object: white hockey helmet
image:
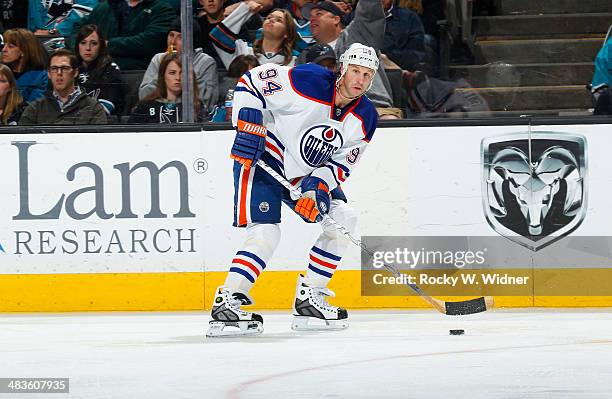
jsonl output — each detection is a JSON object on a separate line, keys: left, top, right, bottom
{"left": 339, "top": 43, "right": 379, "bottom": 73}
{"left": 337, "top": 43, "right": 379, "bottom": 92}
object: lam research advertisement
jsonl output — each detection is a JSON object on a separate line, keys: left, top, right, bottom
{"left": 0, "top": 133, "right": 208, "bottom": 274}
{"left": 2, "top": 124, "right": 612, "bottom": 299}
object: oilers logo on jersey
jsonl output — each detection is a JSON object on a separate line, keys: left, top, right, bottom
{"left": 232, "top": 63, "right": 378, "bottom": 191}
{"left": 300, "top": 125, "right": 344, "bottom": 167}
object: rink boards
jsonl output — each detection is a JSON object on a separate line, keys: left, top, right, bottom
{"left": 1, "top": 123, "right": 611, "bottom": 311}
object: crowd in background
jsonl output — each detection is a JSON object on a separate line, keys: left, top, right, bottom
{"left": 0, "top": 0, "right": 609, "bottom": 126}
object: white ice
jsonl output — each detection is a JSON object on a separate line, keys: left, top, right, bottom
{"left": 2, "top": 309, "right": 612, "bottom": 398}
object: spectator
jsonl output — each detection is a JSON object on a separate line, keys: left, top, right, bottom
{"left": 227, "top": 54, "right": 260, "bottom": 77}
{"left": 0, "top": 64, "right": 26, "bottom": 125}
{"left": 129, "top": 52, "right": 208, "bottom": 123}
{"left": 159, "top": 0, "right": 181, "bottom": 14}
{"left": 287, "top": 0, "right": 316, "bottom": 51}
{"left": 0, "top": 0, "right": 28, "bottom": 30}
{"left": 72, "top": 0, "right": 175, "bottom": 70}
{"left": 212, "top": 54, "right": 259, "bottom": 121}
{"left": 196, "top": 0, "right": 256, "bottom": 66}
{"left": 19, "top": 48, "right": 107, "bottom": 125}
{"left": 29, "top": 0, "right": 99, "bottom": 37}
{"left": 197, "top": 0, "right": 226, "bottom": 63}
{"left": 75, "top": 24, "right": 123, "bottom": 115}
{"left": 267, "top": 0, "right": 316, "bottom": 51}
{"left": 1, "top": 28, "right": 48, "bottom": 103}
{"left": 223, "top": 54, "right": 259, "bottom": 97}
{"left": 296, "top": 42, "right": 336, "bottom": 71}
{"left": 139, "top": 17, "right": 219, "bottom": 114}
{"left": 302, "top": 0, "right": 400, "bottom": 117}
{"left": 382, "top": 0, "right": 427, "bottom": 71}
{"left": 210, "top": 4, "right": 298, "bottom": 69}
{"left": 591, "top": 36, "right": 612, "bottom": 115}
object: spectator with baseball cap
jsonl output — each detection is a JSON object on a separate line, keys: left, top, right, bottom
{"left": 296, "top": 42, "right": 336, "bottom": 71}
{"left": 302, "top": 1, "right": 345, "bottom": 45}
{"left": 301, "top": 0, "right": 401, "bottom": 118}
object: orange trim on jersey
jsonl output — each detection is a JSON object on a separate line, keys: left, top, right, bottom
{"left": 337, "top": 167, "right": 345, "bottom": 182}
{"left": 349, "top": 110, "right": 369, "bottom": 142}
{"left": 238, "top": 168, "right": 250, "bottom": 226}
{"left": 265, "top": 141, "right": 284, "bottom": 159}
{"left": 237, "top": 120, "right": 267, "bottom": 137}
{"left": 340, "top": 97, "right": 361, "bottom": 122}
{"left": 317, "top": 182, "right": 329, "bottom": 193}
{"left": 232, "top": 258, "right": 261, "bottom": 276}
{"left": 238, "top": 77, "right": 255, "bottom": 92}
{"left": 309, "top": 254, "right": 337, "bottom": 270}
{"left": 288, "top": 67, "right": 332, "bottom": 106}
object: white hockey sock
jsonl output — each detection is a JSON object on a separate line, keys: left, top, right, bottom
{"left": 225, "top": 223, "right": 281, "bottom": 292}
{"left": 305, "top": 200, "right": 357, "bottom": 288}
{"left": 306, "top": 240, "right": 343, "bottom": 287}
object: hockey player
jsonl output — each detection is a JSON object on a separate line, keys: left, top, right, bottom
{"left": 207, "top": 43, "right": 378, "bottom": 337}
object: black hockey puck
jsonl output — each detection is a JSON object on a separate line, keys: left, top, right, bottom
{"left": 449, "top": 329, "right": 465, "bottom": 335}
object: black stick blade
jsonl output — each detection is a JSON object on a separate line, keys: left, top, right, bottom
{"left": 445, "top": 297, "right": 488, "bottom": 315}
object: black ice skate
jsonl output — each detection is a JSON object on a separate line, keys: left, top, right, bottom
{"left": 292, "top": 275, "right": 349, "bottom": 331}
{"left": 206, "top": 287, "right": 264, "bottom": 337}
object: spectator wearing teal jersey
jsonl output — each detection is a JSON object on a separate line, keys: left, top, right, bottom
{"left": 29, "top": 0, "right": 99, "bottom": 37}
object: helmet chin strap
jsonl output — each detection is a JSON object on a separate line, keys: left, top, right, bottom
{"left": 335, "top": 78, "right": 363, "bottom": 102}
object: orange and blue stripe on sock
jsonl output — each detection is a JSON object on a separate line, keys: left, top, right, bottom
{"left": 308, "top": 246, "right": 341, "bottom": 279}
{"left": 229, "top": 250, "right": 267, "bottom": 284}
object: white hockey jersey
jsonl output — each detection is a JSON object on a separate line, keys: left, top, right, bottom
{"left": 232, "top": 63, "right": 378, "bottom": 191}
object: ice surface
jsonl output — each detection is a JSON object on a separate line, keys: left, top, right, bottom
{"left": 2, "top": 309, "right": 612, "bottom": 398}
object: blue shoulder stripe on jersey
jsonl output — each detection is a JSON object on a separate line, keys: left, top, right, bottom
{"left": 246, "top": 71, "right": 266, "bottom": 107}
{"left": 262, "top": 152, "right": 284, "bottom": 172}
{"left": 288, "top": 64, "right": 334, "bottom": 105}
{"left": 229, "top": 267, "right": 256, "bottom": 283}
{"left": 261, "top": 152, "right": 285, "bottom": 174}
{"left": 267, "top": 131, "right": 285, "bottom": 150}
{"left": 236, "top": 71, "right": 267, "bottom": 109}
{"left": 235, "top": 86, "right": 266, "bottom": 108}
{"left": 312, "top": 246, "right": 342, "bottom": 261}
{"left": 351, "top": 96, "right": 377, "bottom": 142}
{"left": 209, "top": 23, "right": 237, "bottom": 53}
{"left": 328, "top": 159, "right": 350, "bottom": 175}
{"left": 236, "top": 250, "right": 266, "bottom": 269}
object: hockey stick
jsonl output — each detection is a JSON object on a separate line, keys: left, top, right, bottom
{"left": 256, "top": 159, "right": 493, "bottom": 315}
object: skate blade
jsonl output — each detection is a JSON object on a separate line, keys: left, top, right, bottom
{"left": 291, "top": 316, "right": 349, "bottom": 331}
{"left": 206, "top": 320, "right": 264, "bottom": 338}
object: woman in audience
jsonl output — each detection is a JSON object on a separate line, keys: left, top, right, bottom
{"left": 139, "top": 17, "right": 218, "bottom": 115}
{"left": 210, "top": 4, "right": 298, "bottom": 69}
{"left": 0, "top": 64, "right": 27, "bottom": 125}
{"left": 75, "top": 24, "right": 123, "bottom": 115}
{"left": 128, "top": 52, "right": 208, "bottom": 124}
{"left": 1, "top": 28, "right": 48, "bottom": 103}
{"left": 197, "top": 0, "right": 265, "bottom": 65}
